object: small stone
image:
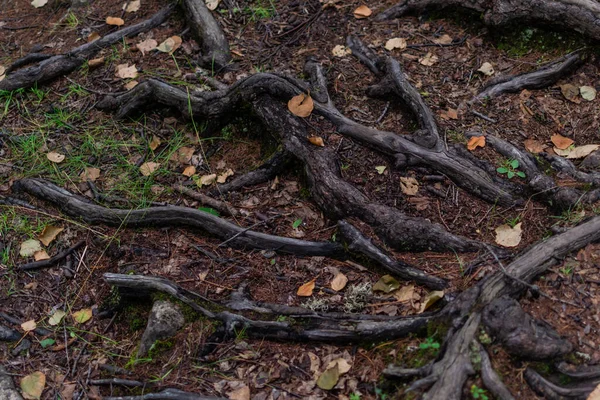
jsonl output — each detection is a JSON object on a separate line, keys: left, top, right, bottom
{"left": 137, "top": 300, "right": 185, "bottom": 357}
{"left": 0, "top": 366, "right": 22, "bottom": 400}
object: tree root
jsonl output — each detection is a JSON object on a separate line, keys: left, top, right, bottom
{"left": 0, "top": 4, "right": 175, "bottom": 91}
{"left": 18, "top": 240, "right": 85, "bottom": 271}
{"left": 525, "top": 368, "right": 597, "bottom": 400}
{"left": 477, "top": 342, "right": 515, "bottom": 400}
{"left": 172, "top": 184, "right": 239, "bottom": 216}
{"left": 103, "top": 388, "right": 226, "bottom": 400}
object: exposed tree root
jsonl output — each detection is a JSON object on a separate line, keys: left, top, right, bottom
{"left": 376, "top": 0, "right": 600, "bottom": 42}
{"left": 477, "top": 342, "right": 515, "bottom": 400}
{"left": 0, "top": 5, "right": 175, "bottom": 91}
{"left": 525, "top": 368, "right": 597, "bottom": 400}
{"left": 172, "top": 184, "right": 239, "bottom": 216}
{"left": 103, "top": 388, "right": 226, "bottom": 400}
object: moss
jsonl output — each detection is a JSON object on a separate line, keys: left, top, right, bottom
{"left": 148, "top": 338, "right": 175, "bottom": 358}
{"left": 492, "top": 25, "right": 589, "bottom": 58}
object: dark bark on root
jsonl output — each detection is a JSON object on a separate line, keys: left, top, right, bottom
{"left": 172, "top": 184, "right": 239, "bottom": 216}
{"left": 524, "top": 368, "right": 597, "bottom": 400}
{"left": 0, "top": 5, "right": 175, "bottom": 91}
{"left": 557, "top": 362, "right": 600, "bottom": 379}
{"left": 477, "top": 342, "right": 516, "bottom": 400}
{"left": 103, "top": 388, "right": 226, "bottom": 400}
{"left": 376, "top": 0, "right": 600, "bottom": 42}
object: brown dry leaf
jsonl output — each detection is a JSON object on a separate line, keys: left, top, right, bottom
{"left": 47, "top": 151, "right": 65, "bottom": 163}
{"left": 0, "top": 65, "right": 5, "bottom": 81}
{"left": 564, "top": 145, "right": 600, "bottom": 159}
{"left": 34, "top": 250, "right": 50, "bottom": 261}
{"left": 588, "top": 383, "right": 600, "bottom": 400}
{"left": 182, "top": 165, "right": 196, "bottom": 177}
{"left": 139, "top": 162, "right": 160, "bottom": 176}
{"left": 560, "top": 83, "right": 580, "bottom": 103}
{"left": 394, "top": 285, "right": 415, "bottom": 302}
{"left": 551, "top": 134, "right": 574, "bottom": 150}
{"left": 288, "top": 93, "right": 314, "bottom": 117}
{"left": 331, "top": 45, "right": 351, "bottom": 57}
{"left": 199, "top": 174, "right": 217, "bottom": 186}
{"left": 353, "top": 5, "right": 372, "bottom": 19}
{"left": 157, "top": 36, "right": 182, "bottom": 54}
{"left": 123, "top": 0, "right": 140, "bottom": 12}
{"left": 115, "top": 64, "right": 138, "bottom": 79}
{"left": 172, "top": 147, "right": 194, "bottom": 164}
{"left": 326, "top": 358, "right": 351, "bottom": 375}
{"left": 433, "top": 34, "right": 452, "bottom": 45}
{"left": 21, "top": 319, "right": 37, "bottom": 332}
{"left": 418, "top": 290, "right": 444, "bottom": 313}
{"left": 87, "top": 32, "right": 100, "bottom": 42}
{"left": 21, "top": 371, "right": 46, "bottom": 400}
{"left": 217, "top": 168, "right": 234, "bottom": 183}
{"left": 227, "top": 385, "right": 250, "bottom": 400}
{"left": 80, "top": 167, "right": 100, "bottom": 182}
{"left": 124, "top": 80, "right": 138, "bottom": 89}
{"left": 297, "top": 279, "right": 316, "bottom": 297}
{"left": 385, "top": 37, "right": 407, "bottom": 51}
{"left": 38, "top": 225, "right": 64, "bottom": 246}
{"left": 149, "top": 135, "right": 161, "bottom": 150}
{"left": 72, "top": 308, "right": 93, "bottom": 324}
{"left": 61, "top": 383, "right": 76, "bottom": 400}
{"left": 477, "top": 62, "right": 494, "bottom": 76}
{"left": 106, "top": 16, "right": 125, "bottom": 26}
{"left": 205, "top": 0, "right": 220, "bottom": 11}
{"left": 524, "top": 139, "right": 545, "bottom": 153}
{"left": 88, "top": 57, "right": 104, "bottom": 68}
{"left": 330, "top": 272, "right": 348, "bottom": 291}
{"left": 400, "top": 176, "right": 419, "bottom": 196}
{"left": 136, "top": 38, "right": 157, "bottom": 55}
{"left": 467, "top": 136, "right": 486, "bottom": 151}
{"left": 308, "top": 136, "right": 324, "bottom": 146}
{"left": 419, "top": 52, "right": 438, "bottom": 66}
{"left": 495, "top": 223, "right": 522, "bottom": 248}
{"left": 439, "top": 107, "right": 458, "bottom": 121}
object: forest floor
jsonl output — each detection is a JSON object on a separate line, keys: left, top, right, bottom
{"left": 1, "top": 0, "right": 600, "bottom": 399}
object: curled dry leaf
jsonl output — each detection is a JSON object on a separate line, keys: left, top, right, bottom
{"left": 400, "top": 176, "right": 419, "bottom": 196}
{"left": 419, "top": 52, "right": 438, "bottom": 66}
{"left": 0, "top": 65, "right": 5, "bottom": 81}
{"left": 385, "top": 37, "right": 407, "bottom": 51}
{"left": 297, "top": 279, "right": 316, "bottom": 297}
{"left": 80, "top": 167, "right": 101, "bottom": 182}
{"left": 288, "top": 93, "right": 314, "bottom": 117}
{"left": 157, "top": 36, "right": 182, "bottom": 54}
{"left": 139, "top": 162, "right": 160, "bottom": 176}
{"left": 551, "top": 134, "right": 574, "bottom": 150}
{"left": 477, "top": 62, "right": 494, "bottom": 76}
{"left": 217, "top": 168, "right": 234, "bottom": 183}
{"left": 557, "top": 144, "right": 600, "bottom": 159}
{"left": 38, "top": 225, "right": 64, "bottom": 246}
{"left": 47, "top": 151, "right": 65, "bottom": 163}
{"left": 308, "top": 136, "right": 324, "bottom": 146}
{"left": 115, "top": 64, "right": 138, "bottom": 79}
{"left": 326, "top": 358, "right": 351, "bottom": 374}
{"left": 20, "top": 371, "right": 46, "bottom": 400}
{"left": 560, "top": 83, "right": 580, "bottom": 103}
{"left": 330, "top": 272, "right": 348, "bottom": 291}
{"left": 418, "top": 290, "right": 444, "bottom": 313}
{"left": 88, "top": 57, "right": 104, "bottom": 68}
{"left": 580, "top": 86, "right": 597, "bottom": 101}
{"left": 375, "top": 166, "right": 386, "bottom": 174}
{"left": 588, "top": 383, "right": 600, "bottom": 400}
{"left": 21, "top": 319, "right": 37, "bottom": 332}
{"left": 199, "top": 174, "right": 217, "bottom": 186}
{"left": 123, "top": 0, "right": 140, "bottom": 12}
{"left": 317, "top": 366, "right": 340, "bottom": 390}
{"left": 124, "top": 80, "right": 138, "bottom": 90}
{"left": 34, "top": 250, "right": 50, "bottom": 261}
{"left": 87, "top": 32, "right": 101, "bottom": 42}
{"left": 48, "top": 310, "right": 66, "bottom": 326}
{"left": 433, "top": 34, "right": 453, "bottom": 45}
{"left": 149, "top": 135, "right": 161, "bottom": 150}
{"left": 205, "top": 0, "right": 220, "bottom": 11}
{"left": 467, "top": 136, "right": 486, "bottom": 151}
{"left": 20, "top": 239, "right": 42, "bottom": 257}
{"left": 353, "top": 5, "right": 372, "bottom": 19}
{"left": 172, "top": 146, "right": 194, "bottom": 164}
{"left": 495, "top": 222, "right": 522, "bottom": 248}
{"left": 31, "top": 0, "right": 48, "bottom": 7}
{"left": 182, "top": 165, "right": 196, "bottom": 177}
{"left": 136, "top": 38, "right": 157, "bottom": 55}
{"left": 331, "top": 45, "right": 351, "bottom": 57}
{"left": 523, "top": 139, "right": 545, "bottom": 153}
{"left": 106, "top": 16, "right": 125, "bottom": 26}
{"left": 373, "top": 274, "right": 400, "bottom": 293}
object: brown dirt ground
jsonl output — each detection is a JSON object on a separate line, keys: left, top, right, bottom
{"left": 1, "top": 0, "right": 600, "bottom": 399}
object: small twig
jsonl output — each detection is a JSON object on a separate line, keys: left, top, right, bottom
{"left": 18, "top": 241, "right": 86, "bottom": 271}
{"left": 217, "top": 215, "right": 277, "bottom": 248}
{"left": 471, "top": 110, "right": 497, "bottom": 123}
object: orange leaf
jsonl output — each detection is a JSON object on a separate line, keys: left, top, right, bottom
{"left": 551, "top": 134, "right": 574, "bottom": 150}
{"left": 288, "top": 93, "right": 314, "bottom": 118}
{"left": 353, "top": 5, "right": 372, "bottom": 19}
{"left": 106, "top": 16, "right": 125, "bottom": 26}
{"left": 308, "top": 136, "right": 324, "bottom": 146}
{"left": 467, "top": 136, "right": 485, "bottom": 151}
{"left": 297, "top": 279, "right": 315, "bottom": 297}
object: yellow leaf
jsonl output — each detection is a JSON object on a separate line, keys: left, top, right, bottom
{"left": 47, "top": 151, "right": 65, "bottom": 163}
{"left": 467, "top": 136, "right": 486, "bottom": 151}
{"left": 418, "top": 290, "right": 444, "bottom": 313}
{"left": 182, "top": 165, "right": 196, "bottom": 177}
{"left": 48, "top": 310, "right": 66, "bottom": 326}
{"left": 217, "top": 168, "right": 234, "bottom": 183}
{"left": 139, "top": 162, "right": 160, "bottom": 176}
{"left": 33, "top": 250, "right": 50, "bottom": 261}
{"left": 106, "top": 16, "right": 125, "bottom": 26}
{"left": 551, "top": 134, "right": 574, "bottom": 150}
{"left": 353, "top": 5, "right": 372, "bottom": 19}
{"left": 297, "top": 279, "right": 315, "bottom": 297}
{"left": 330, "top": 272, "right": 348, "bottom": 291}
{"left": 317, "top": 366, "right": 340, "bottom": 390}
{"left": 495, "top": 223, "right": 522, "bottom": 248}
{"left": 308, "top": 136, "right": 324, "bottom": 146}
{"left": 72, "top": 308, "right": 93, "bottom": 324}
{"left": 38, "top": 225, "right": 64, "bottom": 246}
{"left": 157, "top": 36, "right": 182, "bottom": 55}
{"left": 288, "top": 93, "right": 314, "bottom": 118}
{"left": 20, "top": 371, "right": 46, "bottom": 400}
{"left": 384, "top": 37, "right": 407, "bottom": 51}
{"left": 21, "top": 319, "right": 37, "bottom": 332}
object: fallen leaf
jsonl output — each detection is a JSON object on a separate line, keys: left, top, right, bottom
{"left": 61, "top": 383, "right": 76, "bottom": 400}
{"left": 80, "top": 167, "right": 101, "bottom": 182}
{"left": 0, "top": 65, "right": 5, "bottom": 81}
{"left": 433, "top": 34, "right": 453, "bottom": 45}
{"left": 87, "top": 32, "right": 101, "bottom": 42}
{"left": 477, "top": 62, "right": 494, "bottom": 76}
{"left": 20, "top": 239, "right": 42, "bottom": 257}
{"left": 580, "top": 86, "right": 597, "bottom": 101}
{"left": 106, "top": 16, "right": 125, "bottom": 26}
{"left": 34, "top": 250, "right": 50, "bottom": 261}
{"left": 157, "top": 36, "right": 182, "bottom": 54}
{"left": 385, "top": 37, "right": 407, "bottom": 51}
{"left": 88, "top": 57, "right": 104, "bottom": 68}
{"left": 551, "top": 134, "right": 574, "bottom": 150}
{"left": 149, "top": 135, "right": 161, "bottom": 150}
{"left": 495, "top": 223, "right": 522, "bottom": 248}
{"left": 375, "top": 166, "right": 386, "bottom": 174}
{"left": 123, "top": 0, "right": 140, "bottom": 12}
{"left": 288, "top": 93, "right": 314, "bottom": 117}
{"left": 205, "top": 0, "right": 220, "bottom": 10}
{"left": 48, "top": 310, "right": 66, "bottom": 326}
{"left": 400, "top": 176, "right": 419, "bottom": 196}
{"left": 445, "top": 108, "right": 458, "bottom": 120}
{"left": 317, "top": 366, "right": 340, "bottom": 390}
{"left": 199, "top": 174, "right": 217, "bottom": 186}
{"left": 172, "top": 146, "right": 194, "bottom": 164}
{"left": 353, "top": 5, "right": 372, "bottom": 19}
{"left": 72, "top": 308, "right": 93, "bottom": 324}
{"left": 125, "top": 80, "right": 139, "bottom": 89}
{"left": 394, "top": 285, "right": 415, "bottom": 302}
{"left": 588, "top": 383, "right": 600, "bottom": 400}
{"left": 467, "top": 136, "right": 486, "bottom": 151}
{"left": 21, "top": 319, "right": 37, "bottom": 332}
{"left": 330, "top": 272, "right": 348, "bottom": 291}
{"left": 308, "top": 136, "right": 324, "bottom": 146}
{"left": 38, "top": 225, "right": 64, "bottom": 246}
{"left": 297, "top": 279, "right": 316, "bottom": 297}
{"left": 136, "top": 38, "right": 157, "bottom": 55}
{"left": 326, "top": 358, "right": 351, "bottom": 374}
{"left": 523, "top": 139, "right": 545, "bottom": 153}
{"left": 47, "top": 151, "right": 65, "bottom": 163}
{"left": 419, "top": 52, "right": 438, "bottom": 66}
{"left": 331, "top": 45, "right": 351, "bottom": 57}
{"left": 227, "top": 385, "right": 250, "bottom": 400}
{"left": 560, "top": 83, "right": 580, "bottom": 103}
{"left": 139, "top": 162, "right": 160, "bottom": 176}
{"left": 565, "top": 144, "right": 600, "bottom": 159}
{"left": 182, "top": 165, "right": 196, "bottom": 177}
{"left": 373, "top": 274, "right": 400, "bottom": 293}
{"left": 115, "top": 63, "right": 138, "bottom": 79}
{"left": 418, "top": 290, "right": 444, "bottom": 313}
{"left": 20, "top": 371, "right": 45, "bottom": 400}
{"left": 31, "top": 0, "right": 47, "bottom": 7}
{"left": 217, "top": 168, "right": 234, "bottom": 183}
